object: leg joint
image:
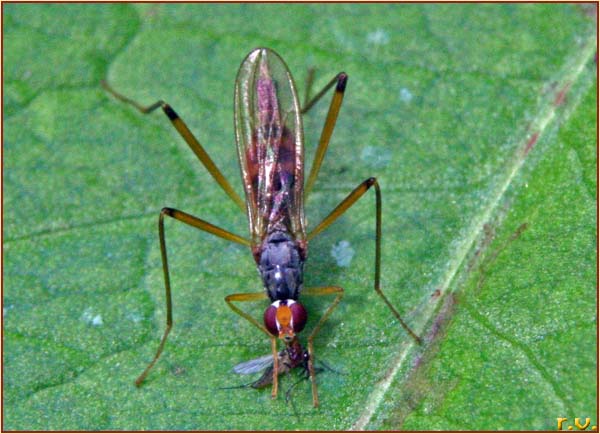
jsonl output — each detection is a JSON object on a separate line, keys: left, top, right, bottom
{"left": 160, "top": 207, "right": 175, "bottom": 221}
{"left": 162, "top": 104, "right": 179, "bottom": 121}
{"left": 336, "top": 72, "right": 348, "bottom": 92}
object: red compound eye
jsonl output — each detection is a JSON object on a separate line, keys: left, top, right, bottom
{"left": 264, "top": 304, "right": 278, "bottom": 336}
{"left": 264, "top": 300, "right": 307, "bottom": 337}
{"left": 290, "top": 301, "right": 307, "bottom": 333}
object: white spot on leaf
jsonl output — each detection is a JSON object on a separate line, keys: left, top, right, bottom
{"left": 3, "top": 305, "right": 14, "bottom": 317}
{"left": 367, "top": 29, "right": 390, "bottom": 45}
{"left": 331, "top": 240, "right": 355, "bottom": 267}
{"left": 126, "top": 311, "right": 143, "bottom": 323}
{"left": 81, "top": 307, "right": 103, "bottom": 327}
{"left": 399, "top": 87, "right": 413, "bottom": 103}
{"left": 360, "top": 146, "right": 392, "bottom": 168}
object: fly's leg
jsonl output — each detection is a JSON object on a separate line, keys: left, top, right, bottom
{"left": 135, "top": 208, "right": 250, "bottom": 386}
{"left": 301, "top": 72, "right": 348, "bottom": 197}
{"left": 301, "top": 286, "right": 344, "bottom": 407}
{"left": 101, "top": 81, "right": 245, "bottom": 211}
{"left": 308, "top": 178, "right": 422, "bottom": 344}
{"left": 302, "top": 68, "right": 316, "bottom": 110}
{"left": 225, "top": 292, "right": 280, "bottom": 399}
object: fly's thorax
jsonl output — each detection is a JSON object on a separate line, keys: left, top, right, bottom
{"left": 257, "top": 230, "right": 305, "bottom": 301}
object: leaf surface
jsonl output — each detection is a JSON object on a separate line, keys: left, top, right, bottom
{"left": 3, "top": 4, "right": 596, "bottom": 430}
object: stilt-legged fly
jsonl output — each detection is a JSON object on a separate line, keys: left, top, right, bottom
{"left": 102, "top": 47, "right": 421, "bottom": 408}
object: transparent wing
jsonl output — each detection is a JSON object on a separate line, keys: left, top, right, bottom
{"left": 232, "top": 354, "right": 274, "bottom": 375}
{"left": 234, "top": 48, "right": 306, "bottom": 247}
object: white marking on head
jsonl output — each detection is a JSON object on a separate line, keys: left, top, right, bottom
{"left": 271, "top": 299, "right": 297, "bottom": 331}
{"left": 270, "top": 299, "right": 296, "bottom": 308}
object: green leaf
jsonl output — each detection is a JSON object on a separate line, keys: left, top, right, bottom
{"left": 3, "top": 3, "right": 596, "bottom": 430}
{"left": 377, "top": 77, "right": 598, "bottom": 431}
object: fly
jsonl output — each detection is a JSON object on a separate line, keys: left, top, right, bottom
{"left": 102, "top": 47, "right": 421, "bottom": 408}
{"left": 226, "top": 337, "right": 318, "bottom": 413}
{"left": 232, "top": 336, "right": 309, "bottom": 389}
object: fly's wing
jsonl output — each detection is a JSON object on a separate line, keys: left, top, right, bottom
{"left": 232, "top": 354, "right": 274, "bottom": 375}
{"left": 234, "top": 48, "right": 305, "bottom": 247}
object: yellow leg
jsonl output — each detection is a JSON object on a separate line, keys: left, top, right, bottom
{"left": 101, "top": 80, "right": 245, "bottom": 211}
{"left": 308, "top": 178, "right": 422, "bottom": 344}
{"left": 135, "top": 207, "right": 250, "bottom": 387}
{"left": 302, "top": 286, "right": 344, "bottom": 407}
{"left": 301, "top": 72, "right": 348, "bottom": 198}
{"left": 225, "top": 292, "right": 279, "bottom": 399}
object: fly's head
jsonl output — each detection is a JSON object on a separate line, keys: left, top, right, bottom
{"left": 264, "top": 299, "right": 307, "bottom": 343}
{"left": 258, "top": 232, "right": 307, "bottom": 341}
